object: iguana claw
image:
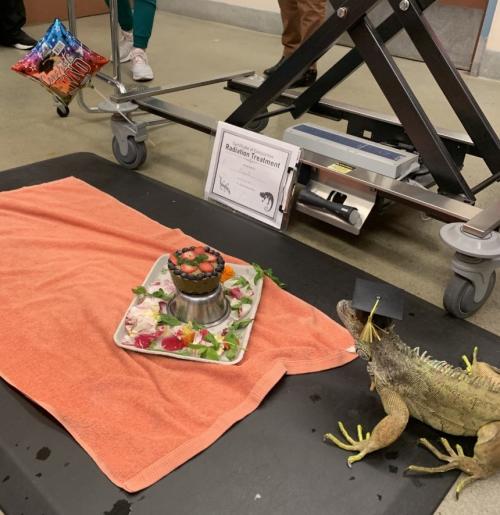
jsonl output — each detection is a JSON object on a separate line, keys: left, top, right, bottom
{"left": 462, "top": 346, "right": 478, "bottom": 375}
{"left": 407, "top": 437, "right": 482, "bottom": 498}
{"left": 324, "top": 421, "right": 371, "bottom": 467}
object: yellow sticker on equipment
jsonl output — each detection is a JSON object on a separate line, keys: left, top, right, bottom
{"left": 328, "top": 162, "right": 353, "bottom": 174}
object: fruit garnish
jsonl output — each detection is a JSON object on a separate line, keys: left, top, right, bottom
{"left": 193, "top": 246, "right": 206, "bottom": 255}
{"left": 178, "top": 327, "right": 196, "bottom": 345}
{"left": 199, "top": 262, "right": 214, "bottom": 273}
{"left": 169, "top": 255, "right": 178, "bottom": 266}
{"left": 161, "top": 335, "right": 186, "bottom": 351}
{"left": 220, "top": 265, "right": 235, "bottom": 283}
{"left": 134, "top": 333, "right": 158, "bottom": 349}
{"left": 229, "top": 287, "right": 243, "bottom": 299}
{"left": 206, "top": 254, "right": 217, "bottom": 263}
{"left": 181, "top": 263, "right": 198, "bottom": 274}
{"left": 182, "top": 250, "right": 196, "bottom": 260}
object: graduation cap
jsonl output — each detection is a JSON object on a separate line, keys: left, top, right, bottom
{"left": 352, "top": 278, "right": 405, "bottom": 343}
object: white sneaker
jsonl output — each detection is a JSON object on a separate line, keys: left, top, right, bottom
{"left": 112, "top": 29, "right": 133, "bottom": 63}
{"left": 130, "top": 48, "right": 154, "bottom": 82}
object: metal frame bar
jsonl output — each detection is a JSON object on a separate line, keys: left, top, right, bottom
{"left": 387, "top": 0, "right": 500, "bottom": 174}
{"left": 347, "top": 16, "right": 474, "bottom": 200}
{"left": 462, "top": 200, "right": 500, "bottom": 237}
{"left": 301, "top": 150, "right": 481, "bottom": 223}
{"left": 225, "top": 0, "right": 500, "bottom": 201}
{"left": 227, "top": 75, "right": 478, "bottom": 161}
{"left": 292, "top": 0, "right": 436, "bottom": 118}
{"left": 471, "top": 171, "right": 500, "bottom": 195}
{"left": 110, "top": 71, "right": 254, "bottom": 103}
{"left": 226, "top": 0, "right": 380, "bottom": 127}
{"left": 135, "top": 98, "right": 218, "bottom": 135}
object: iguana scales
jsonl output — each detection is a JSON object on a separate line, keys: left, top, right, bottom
{"left": 325, "top": 300, "right": 500, "bottom": 498}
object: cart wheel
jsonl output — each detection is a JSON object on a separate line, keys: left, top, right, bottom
{"left": 443, "top": 271, "right": 496, "bottom": 319}
{"left": 112, "top": 136, "right": 147, "bottom": 170}
{"left": 56, "top": 105, "right": 70, "bottom": 118}
{"left": 239, "top": 94, "right": 269, "bottom": 132}
{"left": 246, "top": 114, "right": 269, "bottom": 133}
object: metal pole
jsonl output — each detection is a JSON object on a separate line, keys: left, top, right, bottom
{"left": 109, "top": 0, "right": 121, "bottom": 85}
{"left": 67, "top": 0, "right": 77, "bottom": 35}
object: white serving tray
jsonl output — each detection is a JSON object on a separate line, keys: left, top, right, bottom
{"left": 113, "top": 255, "right": 263, "bottom": 365}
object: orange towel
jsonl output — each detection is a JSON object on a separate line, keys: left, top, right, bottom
{"left": 0, "top": 178, "right": 356, "bottom": 492}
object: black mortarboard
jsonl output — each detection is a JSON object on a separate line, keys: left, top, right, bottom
{"left": 352, "top": 278, "right": 405, "bottom": 321}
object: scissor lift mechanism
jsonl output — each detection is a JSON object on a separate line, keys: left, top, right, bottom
{"left": 66, "top": 0, "right": 500, "bottom": 318}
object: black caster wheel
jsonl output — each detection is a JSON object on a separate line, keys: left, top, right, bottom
{"left": 443, "top": 271, "right": 496, "bottom": 319}
{"left": 239, "top": 94, "right": 269, "bottom": 132}
{"left": 112, "top": 136, "right": 147, "bottom": 170}
{"left": 56, "top": 105, "right": 70, "bottom": 118}
{"left": 246, "top": 115, "right": 269, "bottom": 133}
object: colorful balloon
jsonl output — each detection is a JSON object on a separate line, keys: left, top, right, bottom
{"left": 11, "top": 18, "right": 108, "bottom": 106}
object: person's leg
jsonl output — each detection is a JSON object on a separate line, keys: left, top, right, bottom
{"left": 0, "top": 0, "right": 36, "bottom": 49}
{"left": 280, "top": 0, "right": 325, "bottom": 86}
{"left": 105, "top": 0, "right": 134, "bottom": 32}
{"left": 278, "top": 0, "right": 301, "bottom": 58}
{"left": 105, "top": 0, "right": 134, "bottom": 62}
{"left": 264, "top": 0, "right": 299, "bottom": 75}
{"left": 129, "top": 0, "right": 156, "bottom": 81}
{"left": 132, "top": 0, "right": 156, "bottom": 49}
{"left": 297, "top": 0, "right": 327, "bottom": 71}
{"left": 0, "top": 0, "right": 25, "bottom": 37}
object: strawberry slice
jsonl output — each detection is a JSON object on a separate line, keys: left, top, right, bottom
{"left": 182, "top": 250, "right": 196, "bottom": 261}
{"left": 134, "top": 333, "right": 157, "bottom": 349}
{"left": 169, "top": 254, "right": 178, "bottom": 266}
{"left": 193, "top": 246, "right": 206, "bottom": 255}
{"left": 207, "top": 254, "right": 217, "bottom": 263}
{"left": 161, "top": 336, "right": 185, "bottom": 351}
{"left": 181, "top": 263, "right": 198, "bottom": 274}
{"left": 199, "top": 262, "right": 214, "bottom": 273}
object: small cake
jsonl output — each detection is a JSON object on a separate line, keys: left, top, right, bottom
{"left": 168, "top": 246, "right": 225, "bottom": 294}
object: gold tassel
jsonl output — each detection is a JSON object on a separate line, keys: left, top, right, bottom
{"left": 360, "top": 296, "right": 381, "bottom": 343}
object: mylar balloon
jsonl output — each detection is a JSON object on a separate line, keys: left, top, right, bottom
{"left": 11, "top": 18, "right": 108, "bottom": 106}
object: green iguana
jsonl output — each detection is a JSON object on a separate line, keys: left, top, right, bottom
{"left": 324, "top": 299, "right": 500, "bottom": 498}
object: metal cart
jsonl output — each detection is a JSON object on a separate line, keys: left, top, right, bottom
{"left": 63, "top": 0, "right": 500, "bottom": 319}
{"left": 63, "top": 0, "right": 253, "bottom": 169}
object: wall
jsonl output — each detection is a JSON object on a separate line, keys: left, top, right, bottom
{"left": 159, "top": 0, "right": 486, "bottom": 71}
{"left": 485, "top": 0, "right": 500, "bottom": 50}
{"left": 25, "top": 0, "right": 108, "bottom": 25}
{"left": 476, "top": 0, "right": 500, "bottom": 78}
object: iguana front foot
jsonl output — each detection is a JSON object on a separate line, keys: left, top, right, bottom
{"left": 324, "top": 421, "right": 372, "bottom": 467}
{"left": 325, "top": 389, "right": 410, "bottom": 467}
{"left": 407, "top": 437, "right": 489, "bottom": 499}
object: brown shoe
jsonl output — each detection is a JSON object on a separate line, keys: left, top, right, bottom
{"left": 263, "top": 56, "right": 286, "bottom": 76}
{"left": 290, "top": 69, "right": 317, "bottom": 88}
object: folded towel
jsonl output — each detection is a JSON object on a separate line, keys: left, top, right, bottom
{"left": 0, "top": 178, "right": 356, "bottom": 491}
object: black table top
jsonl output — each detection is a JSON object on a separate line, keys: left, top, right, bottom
{"left": 0, "top": 153, "right": 498, "bottom": 515}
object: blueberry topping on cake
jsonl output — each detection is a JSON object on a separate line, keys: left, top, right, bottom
{"left": 168, "top": 246, "right": 225, "bottom": 294}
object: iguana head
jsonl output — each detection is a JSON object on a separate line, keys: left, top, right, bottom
{"left": 337, "top": 300, "right": 372, "bottom": 360}
{"left": 337, "top": 299, "right": 396, "bottom": 360}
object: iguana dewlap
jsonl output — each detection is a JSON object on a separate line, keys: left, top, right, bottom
{"left": 325, "top": 300, "right": 500, "bottom": 498}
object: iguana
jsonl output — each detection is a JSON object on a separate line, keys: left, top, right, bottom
{"left": 324, "top": 299, "right": 500, "bottom": 498}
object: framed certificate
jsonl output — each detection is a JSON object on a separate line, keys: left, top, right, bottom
{"left": 205, "top": 122, "right": 301, "bottom": 229}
